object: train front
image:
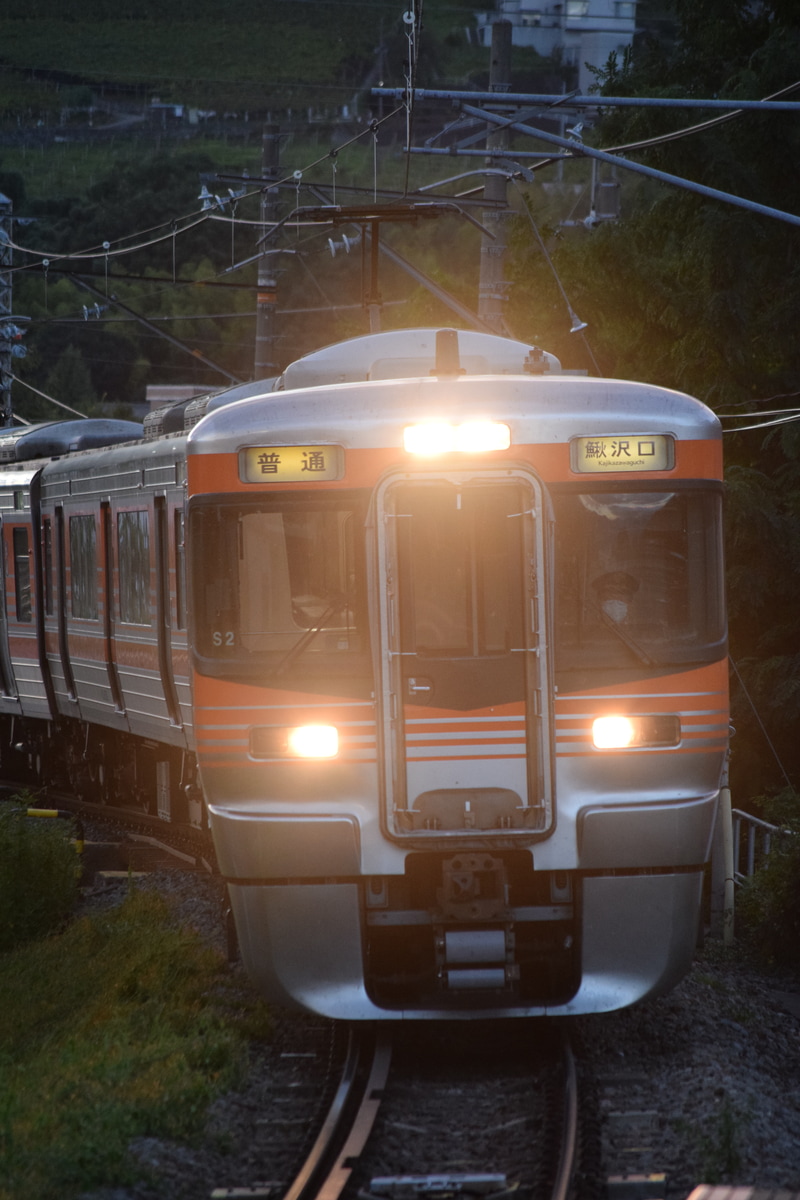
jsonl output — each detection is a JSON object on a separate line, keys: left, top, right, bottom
{"left": 186, "top": 330, "right": 728, "bottom": 1019}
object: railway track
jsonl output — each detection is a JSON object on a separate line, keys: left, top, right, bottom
{"left": 210, "top": 1023, "right": 591, "bottom": 1200}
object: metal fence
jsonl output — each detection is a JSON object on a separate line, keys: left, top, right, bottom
{"left": 731, "top": 807, "right": 782, "bottom": 885}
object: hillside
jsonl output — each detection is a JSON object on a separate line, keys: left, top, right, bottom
{"left": 0, "top": 1, "right": 560, "bottom": 123}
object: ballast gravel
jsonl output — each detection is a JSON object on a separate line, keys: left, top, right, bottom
{"left": 77, "top": 867, "right": 800, "bottom": 1200}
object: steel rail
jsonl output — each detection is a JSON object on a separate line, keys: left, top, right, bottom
{"left": 551, "top": 1033, "right": 579, "bottom": 1200}
{"left": 283, "top": 1024, "right": 392, "bottom": 1200}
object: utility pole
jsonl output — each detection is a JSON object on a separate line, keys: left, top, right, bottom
{"left": 0, "top": 193, "right": 13, "bottom": 427}
{"left": 254, "top": 125, "right": 281, "bottom": 380}
{"left": 478, "top": 21, "right": 512, "bottom": 334}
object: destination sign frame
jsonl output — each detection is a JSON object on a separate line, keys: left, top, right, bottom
{"left": 240, "top": 444, "right": 345, "bottom": 483}
{"left": 570, "top": 433, "right": 674, "bottom": 474}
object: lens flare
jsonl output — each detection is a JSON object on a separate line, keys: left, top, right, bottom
{"left": 286, "top": 725, "right": 339, "bottom": 758}
{"left": 592, "top": 716, "right": 636, "bottom": 749}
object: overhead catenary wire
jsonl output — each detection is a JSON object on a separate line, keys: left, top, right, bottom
{"left": 7, "top": 81, "right": 800, "bottom": 416}
{"left": 5, "top": 106, "right": 405, "bottom": 278}
{"left": 462, "top": 103, "right": 800, "bottom": 230}
{"left": 719, "top": 411, "right": 800, "bottom": 432}
{"left": 11, "top": 375, "right": 90, "bottom": 418}
{"left": 3, "top": 212, "right": 214, "bottom": 268}
{"left": 7, "top": 79, "right": 799, "bottom": 283}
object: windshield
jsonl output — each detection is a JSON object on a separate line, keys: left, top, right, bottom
{"left": 189, "top": 492, "right": 370, "bottom": 691}
{"left": 553, "top": 488, "right": 725, "bottom": 672}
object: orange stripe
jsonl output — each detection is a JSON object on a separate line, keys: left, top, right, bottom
{"left": 188, "top": 438, "right": 722, "bottom": 498}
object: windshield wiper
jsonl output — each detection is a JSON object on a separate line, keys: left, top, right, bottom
{"left": 598, "top": 609, "right": 659, "bottom": 668}
{"left": 268, "top": 594, "right": 351, "bottom": 679}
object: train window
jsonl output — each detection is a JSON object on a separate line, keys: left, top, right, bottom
{"left": 12, "top": 528, "right": 32, "bottom": 623}
{"left": 553, "top": 488, "right": 725, "bottom": 670}
{"left": 69, "top": 515, "right": 98, "bottom": 621}
{"left": 394, "top": 483, "right": 525, "bottom": 657}
{"left": 189, "top": 493, "right": 369, "bottom": 686}
{"left": 118, "top": 510, "right": 151, "bottom": 625}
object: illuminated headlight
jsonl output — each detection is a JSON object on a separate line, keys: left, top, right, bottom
{"left": 403, "top": 421, "right": 511, "bottom": 456}
{"left": 287, "top": 725, "right": 339, "bottom": 758}
{"left": 592, "top": 715, "right": 680, "bottom": 750}
{"left": 250, "top": 724, "right": 339, "bottom": 759}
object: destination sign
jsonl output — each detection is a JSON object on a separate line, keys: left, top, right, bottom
{"left": 571, "top": 434, "right": 674, "bottom": 474}
{"left": 241, "top": 445, "right": 344, "bottom": 483}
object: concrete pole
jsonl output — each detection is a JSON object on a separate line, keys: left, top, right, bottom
{"left": 254, "top": 126, "right": 281, "bottom": 380}
{"left": 478, "top": 21, "right": 512, "bottom": 334}
{"left": 0, "top": 193, "right": 13, "bottom": 427}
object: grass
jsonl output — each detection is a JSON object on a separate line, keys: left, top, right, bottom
{"left": 0, "top": 801, "right": 79, "bottom": 952}
{"left": 0, "top": 886, "right": 272, "bottom": 1200}
{"left": 697, "top": 1097, "right": 746, "bottom": 1182}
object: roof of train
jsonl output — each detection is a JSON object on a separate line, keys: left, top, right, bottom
{"left": 186, "top": 328, "right": 719, "bottom": 456}
{"left": 276, "top": 327, "right": 562, "bottom": 388}
{"left": 188, "top": 368, "right": 720, "bottom": 456}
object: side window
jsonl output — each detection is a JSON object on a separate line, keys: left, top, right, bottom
{"left": 118, "top": 510, "right": 151, "bottom": 625}
{"left": 12, "top": 528, "right": 32, "bottom": 623}
{"left": 69, "top": 515, "right": 98, "bottom": 620}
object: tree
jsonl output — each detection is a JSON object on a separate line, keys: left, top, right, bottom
{"left": 506, "top": 0, "right": 800, "bottom": 800}
{"left": 44, "top": 345, "right": 97, "bottom": 414}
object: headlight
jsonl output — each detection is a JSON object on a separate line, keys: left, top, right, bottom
{"left": 250, "top": 724, "right": 339, "bottom": 759}
{"left": 592, "top": 714, "right": 680, "bottom": 750}
{"left": 592, "top": 716, "right": 636, "bottom": 749}
{"left": 287, "top": 725, "right": 339, "bottom": 758}
{"left": 403, "top": 421, "right": 511, "bottom": 456}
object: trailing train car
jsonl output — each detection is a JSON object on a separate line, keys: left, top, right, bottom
{"left": 0, "top": 327, "right": 728, "bottom": 1020}
{"left": 186, "top": 327, "right": 729, "bottom": 1019}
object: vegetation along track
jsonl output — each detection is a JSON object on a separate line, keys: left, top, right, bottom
{"left": 0, "top": 780, "right": 217, "bottom": 878}
{"left": 10, "top": 790, "right": 604, "bottom": 1200}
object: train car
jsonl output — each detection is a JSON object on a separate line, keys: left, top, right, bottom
{"left": 0, "top": 419, "right": 152, "bottom": 785}
{"left": 186, "top": 327, "right": 729, "bottom": 1019}
{"left": 35, "top": 428, "right": 196, "bottom": 819}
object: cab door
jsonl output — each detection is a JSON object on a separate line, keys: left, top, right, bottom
{"left": 375, "top": 469, "right": 553, "bottom": 839}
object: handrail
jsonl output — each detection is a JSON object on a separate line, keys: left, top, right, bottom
{"left": 731, "top": 807, "right": 783, "bottom": 885}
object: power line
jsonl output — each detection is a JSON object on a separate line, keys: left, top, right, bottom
{"left": 11, "top": 374, "right": 90, "bottom": 419}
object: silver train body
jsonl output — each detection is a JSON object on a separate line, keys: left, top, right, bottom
{"left": 186, "top": 328, "right": 729, "bottom": 1019}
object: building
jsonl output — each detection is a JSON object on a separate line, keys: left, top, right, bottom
{"left": 474, "top": 1, "right": 638, "bottom": 92}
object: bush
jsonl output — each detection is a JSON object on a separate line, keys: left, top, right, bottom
{"left": 735, "top": 789, "right": 800, "bottom": 970}
{"left": 0, "top": 800, "right": 79, "bottom": 953}
{"left": 0, "top": 887, "right": 271, "bottom": 1199}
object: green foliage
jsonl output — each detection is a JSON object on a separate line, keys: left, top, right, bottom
{"left": 505, "top": 1, "right": 800, "bottom": 796}
{"left": 696, "top": 1096, "right": 745, "bottom": 1182}
{"left": 44, "top": 345, "right": 98, "bottom": 412}
{"left": 0, "top": 886, "right": 272, "bottom": 1200}
{"left": 736, "top": 789, "right": 800, "bottom": 968}
{"left": 0, "top": 1, "right": 494, "bottom": 116}
{"left": 0, "top": 800, "right": 79, "bottom": 953}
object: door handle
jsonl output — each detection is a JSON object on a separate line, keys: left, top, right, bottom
{"left": 408, "top": 676, "right": 433, "bottom": 697}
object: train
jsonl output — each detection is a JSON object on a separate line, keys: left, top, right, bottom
{"left": 0, "top": 326, "right": 729, "bottom": 1019}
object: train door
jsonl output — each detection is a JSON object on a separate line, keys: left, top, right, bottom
{"left": 154, "top": 495, "right": 181, "bottom": 729}
{"left": 100, "top": 500, "right": 125, "bottom": 715}
{"left": 375, "top": 469, "right": 554, "bottom": 838}
{"left": 0, "top": 518, "right": 18, "bottom": 699}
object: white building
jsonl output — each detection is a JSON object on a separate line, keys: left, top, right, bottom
{"left": 474, "top": 1, "right": 638, "bottom": 93}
